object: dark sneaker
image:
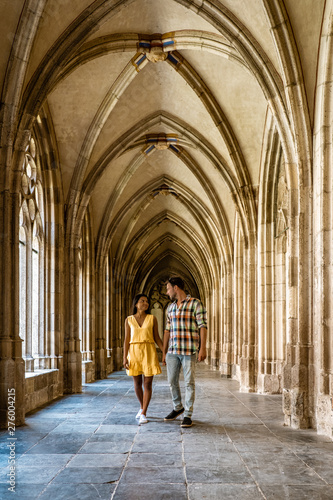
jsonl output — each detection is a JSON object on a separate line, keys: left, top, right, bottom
{"left": 164, "top": 408, "right": 184, "bottom": 421}
{"left": 181, "top": 417, "right": 192, "bottom": 427}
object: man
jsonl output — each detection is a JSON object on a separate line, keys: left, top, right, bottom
{"left": 162, "top": 276, "right": 207, "bottom": 428}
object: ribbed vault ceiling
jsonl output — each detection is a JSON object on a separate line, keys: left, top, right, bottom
{"left": 1, "top": 0, "right": 325, "bottom": 297}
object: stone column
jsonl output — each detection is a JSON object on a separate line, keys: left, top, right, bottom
{"left": 63, "top": 244, "right": 82, "bottom": 393}
{"left": 0, "top": 176, "right": 25, "bottom": 428}
{"left": 209, "top": 285, "right": 220, "bottom": 369}
{"left": 232, "top": 216, "right": 244, "bottom": 381}
{"left": 312, "top": 0, "right": 333, "bottom": 439}
{"left": 220, "top": 265, "right": 232, "bottom": 377}
{"left": 257, "top": 219, "right": 277, "bottom": 393}
{"left": 95, "top": 264, "right": 107, "bottom": 380}
{"left": 282, "top": 163, "right": 312, "bottom": 429}
{"left": 239, "top": 236, "right": 257, "bottom": 393}
{"left": 257, "top": 146, "right": 287, "bottom": 395}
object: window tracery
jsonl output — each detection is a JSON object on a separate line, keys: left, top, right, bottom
{"left": 19, "top": 136, "right": 45, "bottom": 371}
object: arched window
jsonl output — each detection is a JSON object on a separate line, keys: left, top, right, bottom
{"left": 19, "top": 136, "right": 45, "bottom": 371}
{"left": 151, "top": 302, "right": 163, "bottom": 339}
{"left": 78, "top": 236, "right": 83, "bottom": 349}
{"left": 19, "top": 224, "right": 27, "bottom": 357}
{"left": 78, "top": 211, "right": 94, "bottom": 382}
{"left": 105, "top": 256, "right": 110, "bottom": 355}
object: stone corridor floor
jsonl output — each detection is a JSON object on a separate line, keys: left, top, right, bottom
{"left": 0, "top": 365, "right": 332, "bottom": 500}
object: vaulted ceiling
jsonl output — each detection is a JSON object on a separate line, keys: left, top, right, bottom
{"left": 0, "top": 0, "right": 325, "bottom": 297}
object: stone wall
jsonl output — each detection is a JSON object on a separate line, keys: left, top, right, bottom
{"left": 25, "top": 370, "right": 62, "bottom": 415}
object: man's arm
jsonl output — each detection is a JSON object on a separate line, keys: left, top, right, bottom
{"left": 195, "top": 299, "right": 207, "bottom": 362}
{"left": 197, "top": 327, "right": 207, "bottom": 362}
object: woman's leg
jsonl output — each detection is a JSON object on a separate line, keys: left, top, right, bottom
{"left": 142, "top": 376, "right": 153, "bottom": 415}
{"left": 133, "top": 375, "right": 143, "bottom": 409}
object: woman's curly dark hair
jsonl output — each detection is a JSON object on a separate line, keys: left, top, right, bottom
{"left": 131, "top": 294, "right": 150, "bottom": 315}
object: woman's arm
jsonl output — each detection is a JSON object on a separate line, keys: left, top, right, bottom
{"left": 123, "top": 318, "right": 130, "bottom": 369}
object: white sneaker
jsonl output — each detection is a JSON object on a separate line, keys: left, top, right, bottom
{"left": 139, "top": 414, "right": 148, "bottom": 424}
{"left": 136, "top": 409, "right": 143, "bottom": 418}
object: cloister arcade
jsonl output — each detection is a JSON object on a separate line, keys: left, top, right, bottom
{"left": 0, "top": 0, "right": 332, "bottom": 440}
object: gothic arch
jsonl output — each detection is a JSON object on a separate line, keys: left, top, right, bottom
{"left": 313, "top": 0, "right": 333, "bottom": 436}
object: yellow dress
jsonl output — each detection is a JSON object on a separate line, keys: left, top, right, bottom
{"left": 126, "top": 314, "right": 162, "bottom": 376}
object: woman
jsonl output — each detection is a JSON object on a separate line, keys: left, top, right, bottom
{"left": 123, "top": 294, "right": 164, "bottom": 424}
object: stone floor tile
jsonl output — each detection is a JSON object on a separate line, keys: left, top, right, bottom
{"left": 260, "top": 484, "right": 333, "bottom": 499}
{"left": 102, "top": 415, "right": 138, "bottom": 425}
{"left": 14, "top": 422, "right": 61, "bottom": 433}
{"left": 129, "top": 452, "right": 182, "bottom": 467}
{"left": 26, "top": 435, "right": 90, "bottom": 454}
{"left": 0, "top": 483, "right": 48, "bottom": 499}
{"left": 188, "top": 483, "right": 264, "bottom": 500}
{"left": 294, "top": 454, "right": 333, "bottom": 482}
{"left": 0, "top": 466, "right": 61, "bottom": 484}
{"left": 48, "top": 424, "right": 100, "bottom": 434}
{"left": 2, "top": 365, "right": 332, "bottom": 499}
{"left": 95, "top": 424, "right": 138, "bottom": 434}
{"left": 0, "top": 454, "right": 10, "bottom": 468}
{"left": 135, "top": 431, "right": 182, "bottom": 442}
{"left": 87, "top": 433, "right": 133, "bottom": 443}
{"left": 184, "top": 451, "right": 244, "bottom": 467}
{"left": 131, "top": 440, "right": 182, "bottom": 453}
{"left": 16, "top": 454, "right": 73, "bottom": 467}
{"left": 52, "top": 466, "right": 122, "bottom": 484}
{"left": 186, "top": 465, "right": 254, "bottom": 484}
{"left": 233, "top": 442, "right": 287, "bottom": 454}
{"left": 24, "top": 412, "right": 73, "bottom": 419}
{"left": 182, "top": 428, "right": 228, "bottom": 438}
{"left": 79, "top": 440, "right": 132, "bottom": 454}
{"left": 113, "top": 482, "right": 188, "bottom": 500}
{"left": 121, "top": 465, "right": 185, "bottom": 483}
{"left": 248, "top": 460, "right": 326, "bottom": 486}
{"left": 0, "top": 433, "right": 47, "bottom": 455}
{"left": 39, "top": 482, "right": 116, "bottom": 499}
{"left": 219, "top": 416, "right": 263, "bottom": 425}
{"left": 68, "top": 452, "right": 127, "bottom": 467}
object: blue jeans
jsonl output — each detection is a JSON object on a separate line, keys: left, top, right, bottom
{"left": 166, "top": 353, "right": 196, "bottom": 418}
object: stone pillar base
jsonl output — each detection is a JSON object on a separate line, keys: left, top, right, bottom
{"left": 219, "top": 362, "right": 232, "bottom": 378}
{"left": 115, "top": 347, "right": 123, "bottom": 371}
{"left": 96, "top": 348, "right": 107, "bottom": 380}
{"left": 315, "top": 394, "right": 333, "bottom": 440}
{"left": 106, "top": 355, "right": 113, "bottom": 375}
{"left": 231, "top": 363, "right": 241, "bottom": 382}
{"left": 0, "top": 356, "right": 25, "bottom": 429}
{"left": 283, "top": 388, "right": 311, "bottom": 429}
{"left": 239, "top": 356, "right": 256, "bottom": 392}
{"left": 63, "top": 351, "right": 82, "bottom": 394}
{"left": 210, "top": 357, "right": 219, "bottom": 370}
{"left": 257, "top": 373, "right": 282, "bottom": 394}
{"left": 82, "top": 360, "right": 96, "bottom": 384}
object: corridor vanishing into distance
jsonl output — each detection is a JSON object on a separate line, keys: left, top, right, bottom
{"left": 1, "top": 365, "right": 332, "bottom": 500}
{"left": 2, "top": 0, "right": 333, "bottom": 453}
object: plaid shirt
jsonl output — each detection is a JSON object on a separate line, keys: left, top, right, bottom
{"left": 165, "top": 296, "right": 207, "bottom": 355}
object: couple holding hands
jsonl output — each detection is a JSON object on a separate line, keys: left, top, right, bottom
{"left": 123, "top": 276, "right": 207, "bottom": 427}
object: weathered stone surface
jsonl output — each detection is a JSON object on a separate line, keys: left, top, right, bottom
{"left": 0, "top": 0, "right": 332, "bottom": 443}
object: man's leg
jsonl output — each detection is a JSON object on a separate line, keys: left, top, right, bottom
{"left": 166, "top": 353, "right": 183, "bottom": 411}
{"left": 181, "top": 354, "right": 196, "bottom": 417}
